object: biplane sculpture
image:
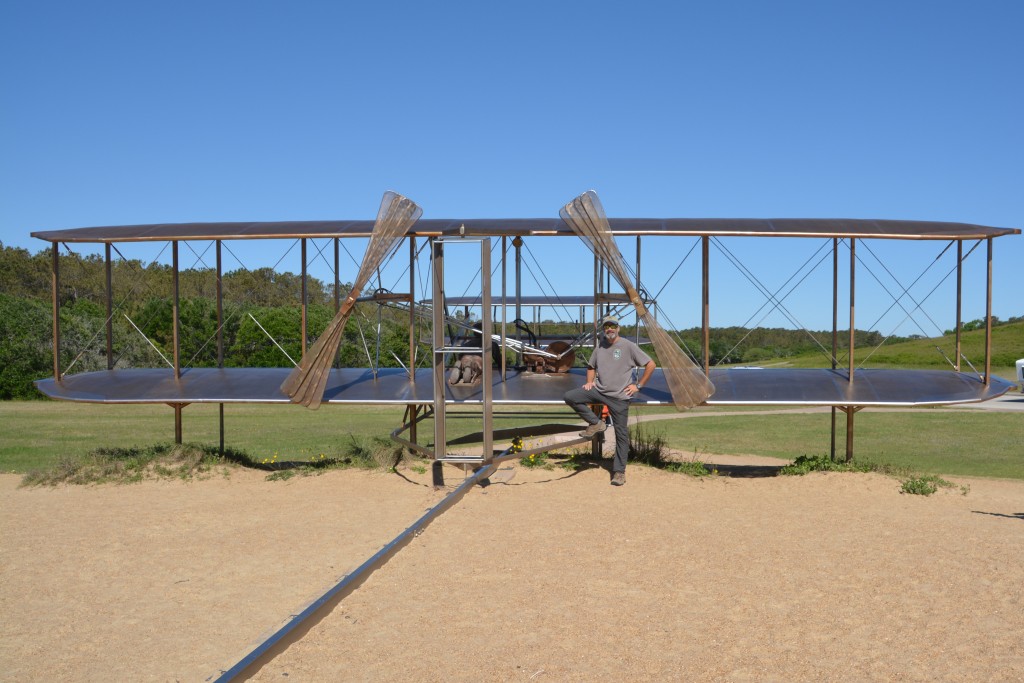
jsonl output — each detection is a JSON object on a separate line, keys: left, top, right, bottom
{"left": 30, "top": 191, "right": 1020, "bottom": 466}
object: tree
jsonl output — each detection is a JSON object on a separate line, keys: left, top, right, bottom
{"left": 0, "top": 294, "right": 51, "bottom": 398}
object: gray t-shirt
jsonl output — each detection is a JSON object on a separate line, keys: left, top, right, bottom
{"left": 589, "top": 337, "right": 653, "bottom": 400}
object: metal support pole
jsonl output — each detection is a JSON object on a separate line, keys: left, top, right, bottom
{"left": 172, "top": 242, "right": 181, "bottom": 380}
{"left": 334, "top": 238, "right": 340, "bottom": 314}
{"left": 51, "top": 243, "right": 60, "bottom": 380}
{"left": 174, "top": 403, "right": 183, "bottom": 445}
{"left": 431, "top": 239, "right": 446, "bottom": 463}
{"left": 848, "top": 238, "right": 856, "bottom": 382}
{"left": 105, "top": 243, "right": 113, "bottom": 369}
{"left": 955, "top": 241, "right": 962, "bottom": 371}
{"left": 481, "top": 238, "right": 493, "bottom": 462}
{"left": 984, "top": 238, "right": 993, "bottom": 385}
{"left": 845, "top": 407, "right": 855, "bottom": 462}
{"left": 635, "top": 236, "right": 642, "bottom": 343}
{"left": 409, "top": 237, "right": 416, "bottom": 380}
{"left": 501, "top": 236, "right": 507, "bottom": 381}
{"left": 217, "top": 240, "right": 224, "bottom": 455}
{"left": 404, "top": 404, "right": 419, "bottom": 448}
{"left": 514, "top": 236, "right": 522, "bottom": 366}
{"left": 701, "top": 236, "right": 710, "bottom": 374}
{"left": 301, "top": 238, "right": 308, "bottom": 354}
{"left": 593, "top": 252, "right": 600, "bottom": 351}
{"left": 216, "top": 241, "right": 224, "bottom": 367}
{"left": 831, "top": 238, "right": 838, "bottom": 460}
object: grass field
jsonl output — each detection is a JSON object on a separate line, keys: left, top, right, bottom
{"left": 2, "top": 400, "right": 1021, "bottom": 481}
{"left": 772, "top": 320, "right": 1023, "bottom": 376}
{"left": 638, "top": 408, "right": 1023, "bottom": 480}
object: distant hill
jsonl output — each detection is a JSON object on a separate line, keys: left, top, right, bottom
{"left": 759, "top": 321, "right": 1024, "bottom": 373}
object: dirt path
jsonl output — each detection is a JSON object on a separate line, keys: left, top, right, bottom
{"left": 2, "top": 458, "right": 1023, "bottom": 682}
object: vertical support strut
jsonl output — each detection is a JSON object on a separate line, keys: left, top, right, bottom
{"left": 172, "top": 241, "right": 181, "bottom": 381}
{"left": 481, "top": 239, "right": 493, "bottom": 461}
{"left": 514, "top": 236, "right": 523, "bottom": 367}
{"left": 501, "top": 236, "right": 507, "bottom": 381}
{"left": 216, "top": 241, "right": 224, "bottom": 368}
{"left": 172, "top": 241, "right": 183, "bottom": 445}
{"left": 174, "top": 403, "right": 183, "bottom": 445}
{"left": 334, "top": 238, "right": 341, "bottom": 314}
{"left": 217, "top": 240, "right": 225, "bottom": 456}
{"left": 105, "top": 243, "right": 113, "bottom": 369}
{"left": 845, "top": 407, "right": 855, "bottom": 462}
{"left": 592, "top": 250, "right": 600, "bottom": 349}
{"left": 984, "top": 237, "right": 993, "bottom": 386}
{"left": 830, "top": 238, "right": 838, "bottom": 460}
{"left": 431, "top": 239, "right": 447, "bottom": 464}
{"left": 51, "top": 243, "right": 61, "bottom": 381}
{"left": 301, "top": 238, "right": 308, "bottom": 354}
{"left": 409, "top": 236, "right": 416, "bottom": 380}
{"left": 848, "top": 237, "right": 856, "bottom": 381}
{"left": 955, "top": 241, "right": 962, "bottom": 372}
{"left": 845, "top": 237, "right": 856, "bottom": 462}
{"left": 635, "top": 235, "right": 642, "bottom": 344}
{"left": 701, "top": 236, "right": 710, "bottom": 374}
{"left": 430, "top": 237, "right": 494, "bottom": 484}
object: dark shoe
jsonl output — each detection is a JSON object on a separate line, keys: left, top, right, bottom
{"left": 580, "top": 422, "right": 607, "bottom": 438}
{"left": 611, "top": 471, "right": 626, "bottom": 486}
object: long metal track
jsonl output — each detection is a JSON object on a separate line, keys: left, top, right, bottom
{"left": 210, "top": 431, "right": 597, "bottom": 681}
{"left": 209, "top": 461, "right": 497, "bottom": 682}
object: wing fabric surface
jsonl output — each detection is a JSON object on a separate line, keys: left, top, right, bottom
{"left": 281, "top": 191, "right": 422, "bottom": 408}
{"left": 560, "top": 191, "right": 715, "bottom": 410}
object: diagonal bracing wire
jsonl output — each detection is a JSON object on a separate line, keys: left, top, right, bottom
{"left": 246, "top": 313, "right": 298, "bottom": 367}
{"left": 714, "top": 239, "right": 835, "bottom": 367}
{"left": 855, "top": 240, "right": 983, "bottom": 369}
{"left": 711, "top": 236, "right": 838, "bottom": 365}
{"left": 60, "top": 241, "right": 173, "bottom": 374}
{"left": 650, "top": 237, "right": 701, "bottom": 303}
{"left": 521, "top": 240, "right": 585, "bottom": 325}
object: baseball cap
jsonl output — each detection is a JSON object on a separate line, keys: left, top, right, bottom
{"left": 601, "top": 316, "right": 619, "bottom": 327}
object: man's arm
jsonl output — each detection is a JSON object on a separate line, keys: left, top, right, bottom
{"left": 626, "top": 359, "right": 656, "bottom": 397}
{"left": 583, "top": 367, "right": 596, "bottom": 390}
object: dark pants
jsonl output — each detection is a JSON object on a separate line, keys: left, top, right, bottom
{"left": 564, "top": 387, "right": 631, "bottom": 474}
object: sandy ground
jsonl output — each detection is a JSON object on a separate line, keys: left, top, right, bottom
{"left": 2, "top": 452, "right": 1023, "bottom": 682}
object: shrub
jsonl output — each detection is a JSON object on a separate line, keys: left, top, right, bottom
{"left": 627, "top": 423, "right": 669, "bottom": 467}
{"left": 780, "top": 454, "right": 872, "bottom": 476}
{"left": 665, "top": 460, "right": 712, "bottom": 477}
{"left": 900, "top": 475, "right": 968, "bottom": 496}
{"left": 521, "top": 451, "right": 551, "bottom": 469}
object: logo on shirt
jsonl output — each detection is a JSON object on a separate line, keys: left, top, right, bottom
{"left": 613, "top": 349, "right": 622, "bottom": 360}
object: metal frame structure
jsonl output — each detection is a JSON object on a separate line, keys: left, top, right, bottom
{"left": 431, "top": 237, "right": 493, "bottom": 467}
{"left": 31, "top": 215, "right": 1020, "bottom": 462}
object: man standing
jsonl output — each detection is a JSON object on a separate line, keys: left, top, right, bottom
{"left": 564, "top": 316, "right": 656, "bottom": 486}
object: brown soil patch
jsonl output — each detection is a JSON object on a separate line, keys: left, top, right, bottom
{"left": 2, "top": 460, "right": 1023, "bottom": 682}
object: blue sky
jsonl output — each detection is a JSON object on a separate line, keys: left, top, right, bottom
{"left": 2, "top": 1, "right": 1021, "bottom": 338}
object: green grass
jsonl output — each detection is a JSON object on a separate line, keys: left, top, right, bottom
{"left": 2, "top": 400, "right": 1022, "bottom": 481}
{"left": 652, "top": 410, "right": 1023, "bottom": 480}
{"left": 0, "top": 402, "right": 411, "bottom": 473}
